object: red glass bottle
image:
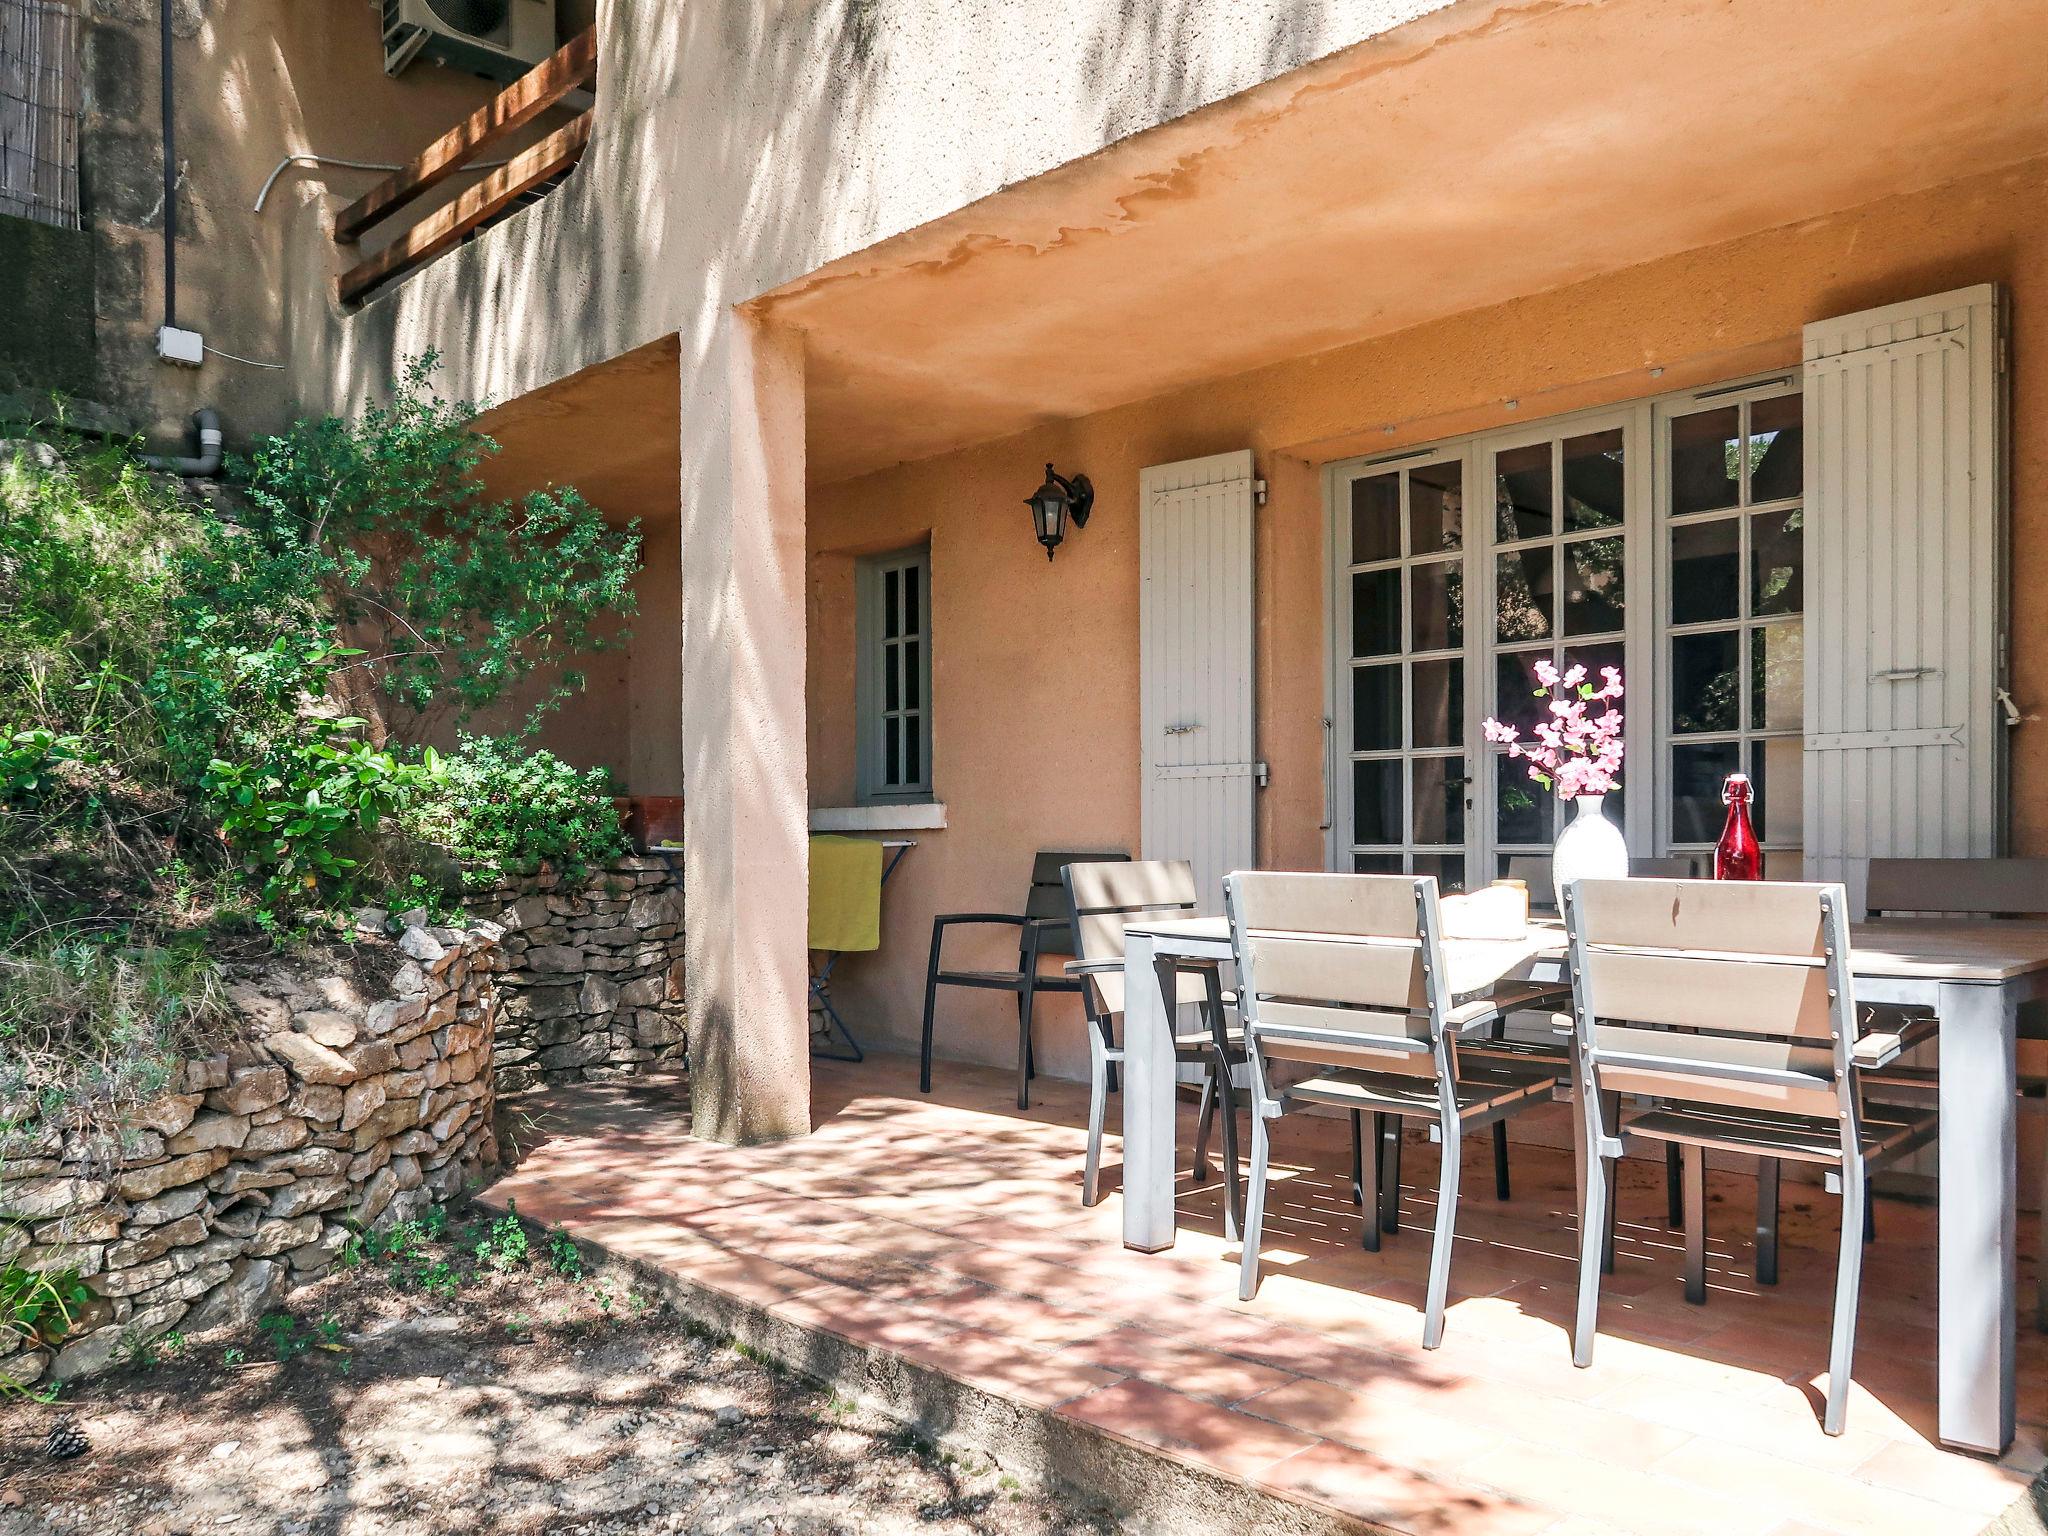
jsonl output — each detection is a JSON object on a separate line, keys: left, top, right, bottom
{"left": 1713, "top": 772, "right": 1763, "bottom": 881}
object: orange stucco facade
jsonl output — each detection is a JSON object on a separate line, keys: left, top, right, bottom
{"left": 801, "top": 156, "right": 2048, "bottom": 1086}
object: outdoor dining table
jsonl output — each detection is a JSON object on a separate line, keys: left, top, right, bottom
{"left": 1118, "top": 909, "right": 2048, "bottom": 1456}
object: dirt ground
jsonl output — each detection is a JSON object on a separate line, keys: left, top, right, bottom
{"left": 0, "top": 1205, "right": 1116, "bottom": 1536}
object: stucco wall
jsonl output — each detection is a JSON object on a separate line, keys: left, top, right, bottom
{"left": 64, "top": 0, "right": 532, "bottom": 444}
{"left": 804, "top": 157, "right": 2048, "bottom": 1089}
{"left": 313, "top": 0, "right": 1452, "bottom": 423}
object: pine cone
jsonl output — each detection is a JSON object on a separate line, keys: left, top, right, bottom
{"left": 44, "top": 1420, "right": 88, "bottom": 1461}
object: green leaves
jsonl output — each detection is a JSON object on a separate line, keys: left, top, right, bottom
{"left": 229, "top": 350, "right": 641, "bottom": 743}
{"left": 402, "top": 734, "right": 625, "bottom": 889}
{"left": 202, "top": 729, "right": 444, "bottom": 905}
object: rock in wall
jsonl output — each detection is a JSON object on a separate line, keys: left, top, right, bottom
{"left": 0, "top": 919, "right": 501, "bottom": 1387}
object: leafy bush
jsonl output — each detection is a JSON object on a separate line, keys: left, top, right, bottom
{"left": 404, "top": 735, "right": 625, "bottom": 888}
{"left": 203, "top": 729, "right": 441, "bottom": 904}
{"left": 231, "top": 353, "right": 641, "bottom": 744}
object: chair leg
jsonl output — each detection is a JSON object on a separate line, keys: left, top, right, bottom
{"left": 1682, "top": 1143, "right": 1707, "bottom": 1305}
{"left": 1361, "top": 1113, "right": 1382, "bottom": 1254}
{"left": 1600, "top": 1091, "right": 1621, "bottom": 1275}
{"left": 1574, "top": 1137, "right": 1608, "bottom": 1369}
{"left": 919, "top": 928, "right": 944, "bottom": 1095}
{"left": 1083, "top": 1034, "right": 1109, "bottom": 1209}
{"left": 1349, "top": 1112, "right": 1365, "bottom": 1207}
{"left": 1755, "top": 1157, "right": 1780, "bottom": 1286}
{"left": 1422, "top": 1119, "right": 1462, "bottom": 1349}
{"left": 1666, "top": 1142, "right": 1684, "bottom": 1228}
{"left": 1825, "top": 1162, "right": 1869, "bottom": 1436}
{"left": 1379, "top": 1119, "right": 1403, "bottom": 1234}
{"left": 1192, "top": 1073, "right": 1216, "bottom": 1184}
{"left": 1015, "top": 982, "right": 1037, "bottom": 1111}
{"left": 1212, "top": 1047, "right": 1243, "bottom": 1245}
{"left": 1493, "top": 1121, "right": 1511, "bottom": 1201}
{"left": 1237, "top": 1112, "right": 1272, "bottom": 1302}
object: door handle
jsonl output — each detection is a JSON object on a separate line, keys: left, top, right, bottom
{"left": 1873, "top": 666, "right": 1939, "bottom": 682}
{"left": 1164, "top": 722, "right": 1203, "bottom": 736}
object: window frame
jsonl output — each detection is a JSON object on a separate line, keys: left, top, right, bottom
{"left": 1651, "top": 378, "right": 1807, "bottom": 872}
{"left": 1323, "top": 370, "right": 1802, "bottom": 880}
{"left": 854, "top": 544, "right": 934, "bottom": 805}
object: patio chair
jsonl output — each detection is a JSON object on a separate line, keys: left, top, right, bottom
{"left": 1865, "top": 856, "right": 2048, "bottom": 1327}
{"left": 920, "top": 850, "right": 1127, "bottom": 1110}
{"left": 1060, "top": 859, "right": 1245, "bottom": 1230}
{"left": 1225, "top": 871, "right": 1567, "bottom": 1349}
{"left": 1560, "top": 877, "right": 1939, "bottom": 1435}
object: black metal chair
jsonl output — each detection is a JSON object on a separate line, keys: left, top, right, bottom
{"left": 920, "top": 850, "right": 1128, "bottom": 1109}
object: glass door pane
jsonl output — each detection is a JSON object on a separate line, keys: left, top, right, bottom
{"left": 1339, "top": 453, "right": 1472, "bottom": 891}
{"left": 1482, "top": 418, "right": 1633, "bottom": 903}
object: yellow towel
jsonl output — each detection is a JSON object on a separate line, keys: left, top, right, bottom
{"left": 808, "top": 834, "right": 883, "bottom": 953}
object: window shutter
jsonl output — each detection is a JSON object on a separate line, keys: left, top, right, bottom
{"left": 1802, "top": 285, "right": 2010, "bottom": 910}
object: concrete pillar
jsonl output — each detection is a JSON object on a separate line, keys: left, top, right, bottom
{"left": 679, "top": 309, "right": 811, "bottom": 1144}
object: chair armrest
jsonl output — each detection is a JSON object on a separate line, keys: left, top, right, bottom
{"left": 1852, "top": 1031, "right": 1905, "bottom": 1070}
{"left": 933, "top": 913, "right": 1028, "bottom": 930}
{"left": 1063, "top": 958, "right": 1124, "bottom": 976}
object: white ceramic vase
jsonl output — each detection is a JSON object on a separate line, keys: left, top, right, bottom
{"left": 1552, "top": 794, "right": 1628, "bottom": 909}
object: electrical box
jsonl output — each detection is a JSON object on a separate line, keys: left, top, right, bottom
{"left": 156, "top": 325, "right": 205, "bottom": 368}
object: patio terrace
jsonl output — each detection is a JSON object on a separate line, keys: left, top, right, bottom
{"left": 483, "top": 1059, "right": 2046, "bottom": 1535}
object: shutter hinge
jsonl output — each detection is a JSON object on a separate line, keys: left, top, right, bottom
{"left": 1256, "top": 761, "right": 1270, "bottom": 788}
{"left": 1253, "top": 479, "right": 1268, "bottom": 506}
{"left": 1996, "top": 334, "right": 2009, "bottom": 377}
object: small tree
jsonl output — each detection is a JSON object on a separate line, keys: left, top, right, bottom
{"left": 230, "top": 353, "right": 642, "bottom": 745}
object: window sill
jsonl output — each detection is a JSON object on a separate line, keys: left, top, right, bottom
{"left": 810, "top": 802, "right": 948, "bottom": 833}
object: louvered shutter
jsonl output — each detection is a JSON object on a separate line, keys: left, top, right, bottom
{"left": 1140, "top": 450, "right": 1259, "bottom": 914}
{"left": 1802, "top": 285, "right": 2011, "bottom": 911}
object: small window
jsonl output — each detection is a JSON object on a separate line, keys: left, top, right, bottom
{"left": 856, "top": 546, "right": 933, "bottom": 803}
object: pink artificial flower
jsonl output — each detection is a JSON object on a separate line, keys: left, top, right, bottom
{"left": 1479, "top": 661, "right": 1627, "bottom": 800}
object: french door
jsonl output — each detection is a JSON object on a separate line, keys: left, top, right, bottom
{"left": 1331, "top": 409, "right": 1651, "bottom": 898}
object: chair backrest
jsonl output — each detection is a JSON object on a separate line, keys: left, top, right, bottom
{"left": 1063, "top": 859, "right": 1204, "bottom": 1017}
{"left": 1026, "top": 849, "right": 1128, "bottom": 958}
{"left": 1865, "top": 857, "right": 2048, "bottom": 919}
{"left": 1561, "top": 877, "right": 1858, "bottom": 1120}
{"left": 1224, "top": 871, "right": 1450, "bottom": 1075}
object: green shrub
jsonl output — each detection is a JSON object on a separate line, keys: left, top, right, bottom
{"left": 202, "top": 728, "right": 440, "bottom": 905}
{"left": 405, "top": 735, "right": 625, "bottom": 888}
{"left": 231, "top": 352, "right": 641, "bottom": 745}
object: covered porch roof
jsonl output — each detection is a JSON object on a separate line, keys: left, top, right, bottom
{"left": 753, "top": 0, "right": 2048, "bottom": 484}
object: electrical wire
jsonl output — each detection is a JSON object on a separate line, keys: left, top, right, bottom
{"left": 252, "top": 152, "right": 513, "bottom": 214}
{"left": 203, "top": 345, "right": 285, "bottom": 369}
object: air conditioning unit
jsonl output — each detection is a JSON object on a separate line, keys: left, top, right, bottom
{"left": 380, "top": 0, "right": 556, "bottom": 83}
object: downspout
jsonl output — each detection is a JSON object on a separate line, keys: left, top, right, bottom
{"left": 159, "top": 0, "right": 175, "bottom": 329}
{"left": 140, "top": 408, "right": 222, "bottom": 476}
{"left": 145, "top": 4, "right": 221, "bottom": 479}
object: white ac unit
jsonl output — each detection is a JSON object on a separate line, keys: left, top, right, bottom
{"left": 380, "top": 0, "right": 556, "bottom": 83}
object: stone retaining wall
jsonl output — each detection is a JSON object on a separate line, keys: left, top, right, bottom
{"left": 463, "top": 856, "right": 687, "bottom": 1091}
{"left": 0, "top": 920, "right": 502, "bottom": 1387}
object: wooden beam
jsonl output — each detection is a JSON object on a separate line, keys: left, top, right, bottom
{"left": 337, "top": 112, "right": 590, "bottom": 307}
{"left": 333, "top": 27, "right": 595, "bottom": 243}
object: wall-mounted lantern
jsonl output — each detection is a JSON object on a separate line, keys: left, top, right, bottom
{"left": 1024, "top": 463, "right": 1094, "bottom": 561}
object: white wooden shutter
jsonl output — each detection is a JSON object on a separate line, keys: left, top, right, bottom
{"left": 1803, "top": 285, "right": 2010, "bottom": 910}
{"left": 1141, "top": 450, "right": 1259, "bottom": 915}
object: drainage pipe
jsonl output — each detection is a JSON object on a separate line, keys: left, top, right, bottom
{"left": 159, "top": 0, "right": 177, "bottom": 328}
{"left": 139, "top": 408, "right": 223, "bottom": 477}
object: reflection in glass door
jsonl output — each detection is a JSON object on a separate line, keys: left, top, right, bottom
{"left": 1483, "top": 420, "right": 1632, "bottom": 899}
{"left": 1339, "top": 453, "right": 1471, "bottom": 892}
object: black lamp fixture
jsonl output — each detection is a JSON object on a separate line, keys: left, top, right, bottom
{"left": 1024, "top": 462, "right": 1094, "bottom": 561}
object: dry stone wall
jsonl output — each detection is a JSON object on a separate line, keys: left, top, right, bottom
{"left": 462, "top": 856, "right": 687, "bottom": 1091}
{"left": 0, "top": 919, "right": 502, "bottom": 1388}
